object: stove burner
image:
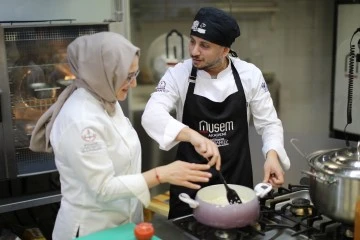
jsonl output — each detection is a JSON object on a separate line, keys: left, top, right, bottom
{"left": 290, "top": 198, "right": 313, "bottom": 216}
{"left": 172, "top": 185, "right": 353, "bottom": 240}
{"left": 292, "top": 198, "right": 310, "bottom": 207}
{"left": 214, "top": 230, "right": 237, "bottom": 240}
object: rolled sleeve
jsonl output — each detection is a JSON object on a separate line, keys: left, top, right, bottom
{"left": 262, "top": 145, "right": 291, "bottom": 170}
{"left": 161, "top": 118, "right": 188, "bottom": 151}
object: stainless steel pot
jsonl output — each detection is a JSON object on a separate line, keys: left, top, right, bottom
{"left": 178, "top": 183, "right": 272, "bottom": 229}
{"left": 302, "top": 142, "right": 360, "bottom": 225}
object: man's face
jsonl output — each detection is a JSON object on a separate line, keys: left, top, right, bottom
{"left": 189, "top": 35, "right": 229, "bottom": 74}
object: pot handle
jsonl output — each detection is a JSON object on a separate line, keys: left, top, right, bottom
{"left": 254, "top": 183, "right": 272, "bottom": 198}
{"left": 301, "top": 170, "right": 337, "bottom": 185}
{"left": 178, "top": 193, "right": 199, "bottom": 208}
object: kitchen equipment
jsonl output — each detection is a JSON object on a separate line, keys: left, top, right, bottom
{"left": 172, "top": 183, "right": 356, "bottom": 240}
{"left": 0, "top": 22, "right": 124, "bottom": 182}
{"left": 29, "top": 82, "right": 60, "bottom": 99}
{"left": 217, "top": 170, "right": 242, "bottom": 204}
{"left": 165, "top": 29, "right": 184, "bottom": 67}
{"left": 178, "top": 183, "right": 272, "bottom": 229}
{"left": 144, "top": 31, "right": 190, "bottom": 84}
{"left": 291, "top": 139, "right": 360, "bottom": 225}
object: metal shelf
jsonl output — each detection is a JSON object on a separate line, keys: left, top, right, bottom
{"left": 0, "top": 190, "right": 61, "bottom": 214}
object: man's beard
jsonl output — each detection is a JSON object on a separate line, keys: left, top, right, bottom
{"left": 195, "top": 57, "right": 223, "bottom": 72}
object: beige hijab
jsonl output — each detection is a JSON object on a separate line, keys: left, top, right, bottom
{"left": 29, "top": 32, "right": 139, "bottom": 152}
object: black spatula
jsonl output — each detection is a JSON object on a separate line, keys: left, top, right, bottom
{"left": 201, "top": 155, "right": 242, "bottom": 204}
{"left": 217, "top": 169, "right": 242, "bottom": 205}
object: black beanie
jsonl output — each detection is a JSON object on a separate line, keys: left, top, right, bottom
{"left": 190, "top": 7, "right": 240, "bottom": 47}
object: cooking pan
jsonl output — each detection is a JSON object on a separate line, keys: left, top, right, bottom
{"left": 178, "top": 183, "right": 272, "bottom": 229}
{"left": 291, "top": 138, "right": 360, "bottom": 225}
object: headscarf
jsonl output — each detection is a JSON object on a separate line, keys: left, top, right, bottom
{"left": 29, "top": 32, "right": 139, "bottom": 152}
{"left": 190, "top": 7, "right": 240, "bottom": 47}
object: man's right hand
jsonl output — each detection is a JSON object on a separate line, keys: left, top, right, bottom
{"left": 176, "top": 127, "right": 221, "bottom": 170}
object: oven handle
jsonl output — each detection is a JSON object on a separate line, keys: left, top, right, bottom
{"left": 0, "top": 89, "right": 2, "bottom": 123}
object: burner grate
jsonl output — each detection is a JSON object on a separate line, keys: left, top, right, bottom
{"left": 172, "top": 185, "right": 354, "bottom": 240}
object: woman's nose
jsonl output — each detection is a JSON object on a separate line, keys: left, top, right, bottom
{"left": 130, "top": 78, "right": 137, "bottom": 88}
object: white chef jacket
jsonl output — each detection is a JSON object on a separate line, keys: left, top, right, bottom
{"left": 142, "top": 56, "right": 290, "bottom": 170}
{"left": 50, "top": 88, "right": 150, "bottom": 240}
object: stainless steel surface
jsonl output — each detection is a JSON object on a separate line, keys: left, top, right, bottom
{"left": 0, "top": 190, "right": 61, "bottom": 214}
{"left": 309, "top": 147, "right": 360, "bottom": 177}
{"left": 308, "top": 170, "right": 359, "bottom": 224}
{"left": 307, "top": 147, "right": 360, "bottom": 224}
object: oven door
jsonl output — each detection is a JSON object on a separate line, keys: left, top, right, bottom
{"left": 0, "top": 22, "right": 127, "bottom": 180}
{"left": 0, "top": 29, "right": 17, "bottom": 179}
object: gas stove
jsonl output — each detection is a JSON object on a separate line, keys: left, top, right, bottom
{"left": 172, "top": 184, "right": 355, "bottom": 240}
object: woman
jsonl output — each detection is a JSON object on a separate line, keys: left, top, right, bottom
{"left": 29, "top": 32, "right": 211, "bottom": 240}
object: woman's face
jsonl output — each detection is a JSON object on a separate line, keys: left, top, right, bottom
{"left": 116, "top": 55, "right": 139, "bottom": 101}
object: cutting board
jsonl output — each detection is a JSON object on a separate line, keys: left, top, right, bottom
{"left": 75, "top": 223, "right": 161, "bottom": 240}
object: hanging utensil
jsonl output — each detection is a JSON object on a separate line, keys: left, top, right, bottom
{"left": 165, "top": 29, "right": 184, "bottom": 67}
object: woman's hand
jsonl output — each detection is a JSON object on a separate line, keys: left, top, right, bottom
{"left": 176, "top": 127, "right": 221, "bottom": 170}
{"left": 263, "top": 150, "right": 284, "bottom": 188}
{"left": 157, "top": 161, "right": 212, "bottom": 189}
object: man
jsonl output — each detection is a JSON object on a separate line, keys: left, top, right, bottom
{"left": 142, "top": 7, "right": 290, "bottom": 219}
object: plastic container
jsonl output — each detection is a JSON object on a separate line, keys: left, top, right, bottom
{"left": 134, "top": 222, "right": 154, "bottom": 240}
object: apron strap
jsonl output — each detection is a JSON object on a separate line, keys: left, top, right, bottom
{"left": 188, "top": 65, "right": 197, "bottom": 82}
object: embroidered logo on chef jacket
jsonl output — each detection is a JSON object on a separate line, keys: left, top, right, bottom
{"left": 261, "top": 81, "right": 269, "bottom": 92}
{"left": 198, "top": 120, "right": 233, "bottom": 147}
{"left": 80, "top": 127, "right": 104, "bottom": 153}
{"left": 191, "top": 21, "right": 206, "bottom": 34}
{"left": 156, "top": 80, "right": 167, "bottom": 92}
{"left": 81, "top": 128, "right": 97, "bottom": 142}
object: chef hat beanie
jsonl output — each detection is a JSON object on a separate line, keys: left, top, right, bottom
{"left": 190, "top": 7, "right": 240, "bottom": 47}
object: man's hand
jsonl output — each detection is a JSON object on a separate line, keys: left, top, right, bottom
{"left": 176, "top": 127, "right": 221, "bottom": 170}
{"left": 263, "top": 150, "right": 284, "bottom": 188}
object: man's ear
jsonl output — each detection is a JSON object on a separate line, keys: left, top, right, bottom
{"left": 223, "top": 47, "right": 231, "bottom": 57}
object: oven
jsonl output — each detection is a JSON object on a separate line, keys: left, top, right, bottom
{"left": 0, "top": 21, "right": 125, "bottom": 180}
{"left": 171, "top": 182, "right": 355, "bottom": 240}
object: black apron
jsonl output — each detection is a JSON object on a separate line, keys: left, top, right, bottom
{"left": 168, "top": 60, "right": 253, "bottom": 219}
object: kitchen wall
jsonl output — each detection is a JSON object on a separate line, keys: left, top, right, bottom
{"left": 130, "top": 0, "right": 352, "bottom": 186}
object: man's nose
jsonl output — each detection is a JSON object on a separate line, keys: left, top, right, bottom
{"left": 190, "top": 45, "right": 200, "bottom": 56}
